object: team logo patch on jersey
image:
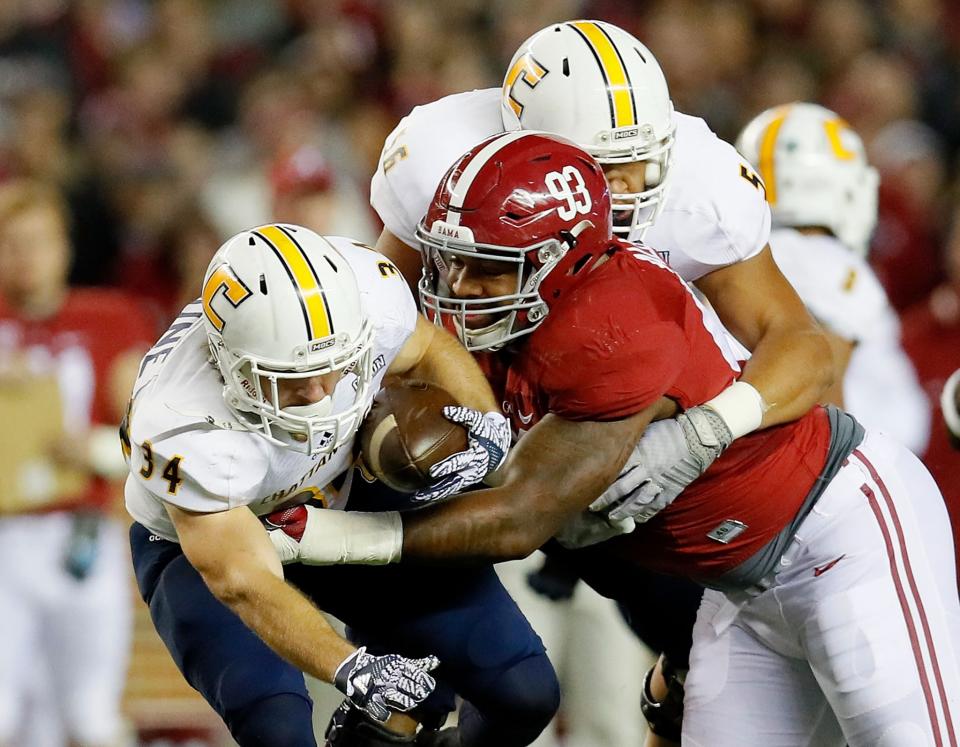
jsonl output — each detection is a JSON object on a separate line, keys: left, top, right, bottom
{"left": 707, "top": 519, "right": 747, "bottom": 544}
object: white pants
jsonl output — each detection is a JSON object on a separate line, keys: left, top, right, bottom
{"left": 0, "top": 513, "right": 131, "bottom": 746}
{"left": 684, "top": 431, "right": 960, "bottom": 746}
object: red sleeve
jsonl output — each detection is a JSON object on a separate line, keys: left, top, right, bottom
{"left": 524, "top": 255, "right": 693, "bottom": 421}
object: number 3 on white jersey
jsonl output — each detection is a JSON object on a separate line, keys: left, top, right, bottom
{"left": 546, "top": 166, "right": 592, "bottom": 220}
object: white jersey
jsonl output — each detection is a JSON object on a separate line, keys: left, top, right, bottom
{"left": 124, "top": 238, "right": 418, "bottom": 542}
{"left": 370, "top": 88, "right": 771, "bottom": 282}
{"left": 770, "top": 228, "right": 929, "bottom": 453}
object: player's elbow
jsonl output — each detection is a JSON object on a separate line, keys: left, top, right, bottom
{"left": 196, "top": 559, "right": 259, "bottom": 607}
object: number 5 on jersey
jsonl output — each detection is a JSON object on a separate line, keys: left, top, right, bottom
{"left": 138, "top": 440, "right": 184, "bottom": 495}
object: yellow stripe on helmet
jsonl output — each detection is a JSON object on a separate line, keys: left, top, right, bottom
{"left": 257, "top": 225, "right": 333, "bottom": 340}
{"left": 569, "top": 21, "right": 636, "bottom": 129}
{"left": 757, "top": 106, "right": 793, "bottom": 206}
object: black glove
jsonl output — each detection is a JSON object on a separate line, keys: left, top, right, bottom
{"left": 526, "top": 554, "right": 581, "bottom": 601}
{"left": 62, "top": 511, "right": 102, "bottom": 581}
{"left": 335, "top": 646, "right": 440, "bottom": 723}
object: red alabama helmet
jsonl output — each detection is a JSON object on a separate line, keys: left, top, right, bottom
{"left": 417, "top": 131, "right": 611, "bottom": 350}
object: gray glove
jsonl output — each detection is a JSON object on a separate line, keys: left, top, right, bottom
{"left": 591, "top": 406, "right": 733, "bottom": 523}
{"left": 334, "top": 646, "right": 440, "bottom": 722}
{"left": 554, "top": 510, "right": 635, "bottom": 549}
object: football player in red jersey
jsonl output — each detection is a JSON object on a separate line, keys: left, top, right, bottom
{"left": 272, "top": 132, "right": 960, "bottom": 747}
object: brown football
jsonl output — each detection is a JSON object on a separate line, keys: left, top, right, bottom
{"left": 358, "top": 379, "right": 469, "bottom": 493}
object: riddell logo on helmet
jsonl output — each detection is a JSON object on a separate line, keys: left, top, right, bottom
{"left": 613, "top": 128, "right": 639, "bottom": 140}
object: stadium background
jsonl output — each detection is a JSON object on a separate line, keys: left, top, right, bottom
{"left": 2, "top": 0, "right": 960, "bottom": 743}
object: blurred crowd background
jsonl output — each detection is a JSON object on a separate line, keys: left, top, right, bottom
{"left": 2, "top": 0, "right": 960, "bottom": 742}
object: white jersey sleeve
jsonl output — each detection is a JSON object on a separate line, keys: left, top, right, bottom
{"left": 645, "top": 112, "right": 771, "bottom": 282}
{"left": 370, "top": 88, "right": 505, "bottom": 249}
{"left": 769, "top": 228, "right": 887, "bottom": 343}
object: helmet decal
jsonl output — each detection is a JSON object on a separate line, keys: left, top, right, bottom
{"left": 255, "top": 224, "right": 335, "bottom": 340}
{"left": 567, "top": 20, "right": 638, "bottom": 129}
{"left": 202, "top": 264, "right": 253, "bottom": 332}
{"left": 756, "top": 105, "right": 792, "bottom": 205}
{"left": 503, "top": 53, "right": 549, "bottom": 120}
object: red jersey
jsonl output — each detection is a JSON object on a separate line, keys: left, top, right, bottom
{"left": 493, "top": 246, "right": 831, "bottom": 581}
{"left": 0, "top": 288, "right": 156, "bottom": 511}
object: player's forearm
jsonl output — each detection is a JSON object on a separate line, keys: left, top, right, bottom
{"left": 737, "top": 323, "right": 833, "bottom": 428}
{"left": 401, "top": 485, "right": 555, "bottom": 562}
{"left": 204, "top": 564, "right": 354, "bottom": 682}
{"left": 403, "top": 413, "right": 651, "bottom": 560}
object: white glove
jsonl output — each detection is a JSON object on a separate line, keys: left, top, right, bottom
{"left": 591, "top": 405, "right": 733, "bottom": 523}
{"left": 554, "top": 510, "right": 636, "bottom": 549}
{"left": 412, "top": 407, "right": 511, "bottom": 503}
{"left": 264, "top": 505, "right": 403, "bottom": 566}
{"left": 334, "top": 646, "right": 440, "bottom": 722}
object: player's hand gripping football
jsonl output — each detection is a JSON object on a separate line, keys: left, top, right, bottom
{"left": 591, "top": 405, "right": 733, "bottom": 523}
{"left": 412, "top": 406, "right": 511, "bottom": 503}
{"left": 334, "top": 646, "right": 440, "bottom": 723}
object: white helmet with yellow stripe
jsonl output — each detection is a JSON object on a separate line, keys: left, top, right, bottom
{"left": 201, "top": 224, "right": 374, "bottom": 455}
{"left": 735, "top": 102, "right": 879, "bottom": 256}
{"left": 500, "top": 20, "right": 675, "bottom": 238}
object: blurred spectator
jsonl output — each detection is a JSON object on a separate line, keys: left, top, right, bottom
{"left": 0, "top": 179, "right": 155, "bottom": 746}
{"left": 869, "top": 120, "right": 948, "bottom": 310}
{"left": 271, "top": 142, "right": 378, "bottom": 241}
{"left": 902, "top": 203, "right": 960, "bottom": 582}
{"left": 153, "top": 206, "right": 223, "bottom": 323}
